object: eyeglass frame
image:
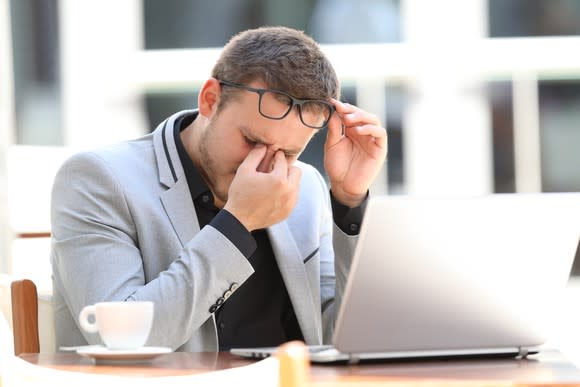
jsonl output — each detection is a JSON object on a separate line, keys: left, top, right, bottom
{"left": 218, "top": 79, "right": 335, "bottom": 129}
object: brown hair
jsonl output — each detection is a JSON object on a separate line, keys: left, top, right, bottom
{"left": 211, "top": 26, "right": 340, "bottom": 108}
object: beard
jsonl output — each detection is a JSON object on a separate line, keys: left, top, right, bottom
{"left": 196, "top": 119, "right": 231, "bottom": 207}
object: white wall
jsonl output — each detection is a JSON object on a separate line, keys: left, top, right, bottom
{"left": 0, "top": 0, "right": 15, "bottom": 273}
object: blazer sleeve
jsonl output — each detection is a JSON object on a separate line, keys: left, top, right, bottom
{"left": 50, "top": 151, "right": 255, "bottom": 350}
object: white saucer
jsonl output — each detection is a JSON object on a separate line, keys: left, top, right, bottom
{"left": 77, "top": 345, "right": 172, "bottom": 362}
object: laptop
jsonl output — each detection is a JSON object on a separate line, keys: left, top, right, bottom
{"left": 231, "top": 193, "right": 580, "bottom": 363}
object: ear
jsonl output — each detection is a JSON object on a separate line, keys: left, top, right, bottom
{"left": 198, "top": 78, "right": 221, "bottom": 117}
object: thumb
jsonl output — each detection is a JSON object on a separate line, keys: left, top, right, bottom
{"left": 325, "top": 109, "right": 343, "bottom": 150}
{"left": 239, "top": 144, "right": 268, "bottom": 172}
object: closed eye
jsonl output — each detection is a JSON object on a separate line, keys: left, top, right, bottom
{"left": 244, "top": 136, "right": 258, "bottom": 146}
{"left": 243, "top": 134, "right": 299, "bottom": 159}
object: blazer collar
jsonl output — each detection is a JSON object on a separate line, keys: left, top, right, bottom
{"left": 153, "top": 110, "right": 198, "bottom": 188}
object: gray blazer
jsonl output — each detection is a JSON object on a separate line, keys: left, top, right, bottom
{"left": 50, "top": 110, "right": 357, "bottom": 351}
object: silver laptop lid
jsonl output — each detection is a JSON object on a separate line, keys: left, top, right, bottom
{"left": 333, "top": 193, "right": 580, "bottom": 354}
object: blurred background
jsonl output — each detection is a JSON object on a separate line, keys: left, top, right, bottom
{"left": 1, "top": 0, "right": 580, "bottom": 299}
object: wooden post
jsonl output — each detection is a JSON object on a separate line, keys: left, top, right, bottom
{"left": 277, "top": 341, "right": 310, "bottom": 387}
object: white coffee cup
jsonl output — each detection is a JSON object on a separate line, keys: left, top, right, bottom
{"left": 78, "top": 301, "right": 154, "bottom": 350}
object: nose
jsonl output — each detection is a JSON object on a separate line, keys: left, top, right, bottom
{"left": 256, "top": 146, "right": 276, "bottom": 173}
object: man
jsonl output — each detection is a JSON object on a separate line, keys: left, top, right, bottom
{"left": 50, "top": 26, "right": 387, "bottom": 351}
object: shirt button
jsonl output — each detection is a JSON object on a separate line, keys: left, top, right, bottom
{"left": 202, "top": 194, "right": 211, "bottom": 203}
{"left": 348, "top": 223, "right": 359, "bottom": 233}
{"left": 218, "top": 322, "right": 225, "bottom": 330}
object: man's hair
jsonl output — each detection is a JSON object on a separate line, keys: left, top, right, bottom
{"left": 211, "top": 26, "right": 340, "bottom": 109}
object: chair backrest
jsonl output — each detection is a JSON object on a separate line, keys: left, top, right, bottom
{"left": 11, "top": 279, "right": 40, "bottom": 355}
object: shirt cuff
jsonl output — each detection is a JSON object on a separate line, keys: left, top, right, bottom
{"left": 210, "top": 209, "right": 257, "bottom": 258}
{"left": 331, "top": 191, "right": 369, "bottom": 235}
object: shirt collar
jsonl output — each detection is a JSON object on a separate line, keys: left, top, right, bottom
{"left": 173, "top": 110, "right": 214, "bottom": 202}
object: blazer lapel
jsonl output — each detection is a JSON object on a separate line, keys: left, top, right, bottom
{"left": 269, "top": 222, "right": 322, "bottom": 344}
{"left": 154, "top": 111, "right": 200, "bottom": 246}
{"left": 160, "top": 178, "right": 200, "bottom": 246}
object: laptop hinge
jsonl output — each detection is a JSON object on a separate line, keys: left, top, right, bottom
{"left": 517, "top": 347, "right": 530, "bottom": 358}
{"left": 347, "top": 355, "right": 361, "bottom": 364}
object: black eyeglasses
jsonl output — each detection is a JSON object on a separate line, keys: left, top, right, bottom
{"left": 219, "top": 80, "right": 334, "bottom": 129}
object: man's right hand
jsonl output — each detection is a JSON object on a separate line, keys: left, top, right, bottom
{"left": 224, "top": 145, "right": 302, "bottom": 231}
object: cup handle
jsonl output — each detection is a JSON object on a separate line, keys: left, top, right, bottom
{"left": 78, "top": 305, "right": 99, "bottom": 333}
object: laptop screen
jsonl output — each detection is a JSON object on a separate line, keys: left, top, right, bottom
{"left": 333, "top": 194, "right": 580, "bottom": 354}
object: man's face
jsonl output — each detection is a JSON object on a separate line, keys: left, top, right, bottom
{"left": 197, "top": 81, "right": 317, "bottom": 207}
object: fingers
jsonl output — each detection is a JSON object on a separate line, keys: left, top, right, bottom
{"left": 330, "top": 99, "right": 387, "bottom": 147}
{"left": 325, "top": 110, "right": 344, "bottom": 148}
{"left": 227, "top": 148, "right": 300, "bottom": 231}
{"left": 256, "top": 147, "right": 275, "bottom": 173}
{"left": 270, "top": 152, "right": 301, "bottom": 200}
{"left": 239, "top": 144, "right": 268, "bottom": 172}
{"left": 345, "top": 124, "right": 388, "bottom": 149}
{"left": 271, "top": 150, "right": 288, "bottom": 178}
{"left": 251, "top": 147, "right": 292, "bottom": 180}
{"left": 331, "top": 98, "right": 381, "bottom": 127}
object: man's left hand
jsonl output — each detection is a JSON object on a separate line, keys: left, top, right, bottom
{"left": 324, "top": 99, "right": 388, "bottom": 208}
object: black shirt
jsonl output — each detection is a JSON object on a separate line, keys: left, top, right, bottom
{"left": 173, "top": 111, "right": 366, "bottom": 350}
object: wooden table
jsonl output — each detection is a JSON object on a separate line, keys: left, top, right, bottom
{"left": 18, "top": 349, "right": 580, "bottom": 386}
